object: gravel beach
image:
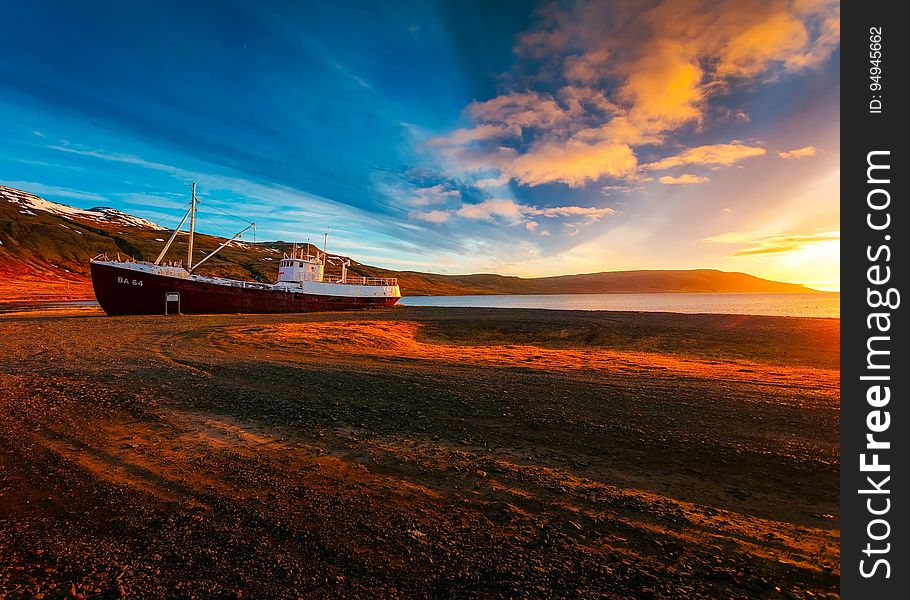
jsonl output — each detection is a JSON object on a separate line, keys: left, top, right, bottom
{"left": 0, "top": 306, "right": 839, "bottom": 598}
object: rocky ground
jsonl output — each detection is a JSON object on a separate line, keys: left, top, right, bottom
{"left": 0, "top": 306, "right": 839, "bottom": 598}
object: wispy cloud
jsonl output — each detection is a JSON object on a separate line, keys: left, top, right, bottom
{"left": 0, "top": 180, "right": 106, "bottom": 203}
{"left": 412, "top": 209, "right": 452, "bottom": 224}
{"left": 42, "top": 143, "right": 473, "bottom": 257}
{"left": 46, "top": 144, "right": 370, "bottom": 219}
{"left": 404, "top": 184, "right": 461, "bottom": 207}
{"left": 413, "top": 198, "right": 614, "bottom": 230}
{"left": 703, "top": 230, "right": 839, "bottom": 256}
{"left": 778, "top": 145, "right": 818, "bottom": 159}
{"left": 659, "top": 174, "right": 710, "bottom": 185}
{"left": 601, "top": 184, "right": 638, "bottom": 196}
{"left": 643, "top": 143, "right": 767, "bottom": 170}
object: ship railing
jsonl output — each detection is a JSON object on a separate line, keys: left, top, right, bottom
{"left": 324, "top": 275, "right": 399, "bottom": 286}
{"left": 236, "top": 281, "right": 272, "bottom": 290}
{"left": 197, "top": 276, "right": 272, "bottom": 290}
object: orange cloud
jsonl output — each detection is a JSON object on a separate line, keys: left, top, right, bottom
{"left": 557, "top": 85, "right": 618, "bottom": 118}
{"left": 644, "top": 0, "right": 838, "bottom": 78}
{"left": 428, "top": 0, "right": 837, "bottom": 189}
{"left": 509, "top": 139, "right": 637, "bottom": 187}
{"left": 644, "top": 143, "right": 766, "bottom": 170}
{"left": 468, "top": 92, "right": 569, "bottom": 129}
{"left": 715, "top": 12, "right": 809, "bottom": 77}
{"left": 703, "top": 230, "right": 839, "bottom": 256}
{"left": 659, "top": 174, "right": 710, "bottom": 185}
{"left": 564, "top": 48, "right": 611, "bottom": 83}
{"left": 778, "top": 145, "right": 818, "bottom": 159}
{"left": 457, "top": 198, "right": 525, "bottom": 222}
{"left": 574, "top": 116, "right": 663, "bottom": 146}
{"left": 415, "top": 198, "right": 615, "bottom": 226}
{"left": 618, "top": 41, "right": 704, "bottom": 131}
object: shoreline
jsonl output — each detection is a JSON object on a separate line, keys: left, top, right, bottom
{"left": 0, "top": 295, "right": 841, "bottom": 319}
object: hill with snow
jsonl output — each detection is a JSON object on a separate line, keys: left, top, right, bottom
{"left": 0, "top": 186, "right": 164, "bottom": 230}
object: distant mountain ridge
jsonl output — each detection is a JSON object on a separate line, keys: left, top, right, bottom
{"left": 0, "top": 184, "right": 819, "bottom": 302}
{"left": 354, "top": 268, "right": 817, "bottom": 295}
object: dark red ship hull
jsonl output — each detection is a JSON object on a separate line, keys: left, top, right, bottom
{"left": 90, "top": 261, "right": 400, "bottom": 316}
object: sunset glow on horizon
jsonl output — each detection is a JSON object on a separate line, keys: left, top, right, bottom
{"left": 0, "top": 0, "right": 840, "bottom": 290}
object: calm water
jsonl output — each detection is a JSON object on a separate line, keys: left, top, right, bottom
{"left": 400, "top": 292, "right": 840, "bottom": 318}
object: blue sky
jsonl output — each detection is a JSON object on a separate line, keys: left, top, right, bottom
{"left": 0, "top": 0, "right": 840, "bottom": 288}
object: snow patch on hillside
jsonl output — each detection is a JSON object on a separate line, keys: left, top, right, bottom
{"left": 1, "top": 185, "right": 164, "bottom": 230}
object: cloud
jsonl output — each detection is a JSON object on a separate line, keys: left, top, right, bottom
{"left": 530, "top": 205, "right": 615, "bottom": 219}
{"left": 703, "top": 229, "right": 839, "bottom": 256}
{"left": 414, "top": 197, "right": 614, "bottom": 228}
{"left": 617, "top": 40, "right": 704, "bottom": 131}
{"left": 573, "top": 116, "right": 662, "bottom": 146}
{"left": 474, "top": 176, "right": 511, "bottom": 189}
{"left": 457, "top": 198, "right": 526, "bottom": 222}
{"left": 659, "top": 174, "right": 710, "bottom": 185}
{"left": 508, "top": 139, "right": 637, "bottom": 187}
{"left": 406, "top": 184, "right": 461, "bottom": 207}
{"left": 468, "top": 92, "right": 570, "bottom": 130}
{"left": 45, "top": 144, "right": 418, "bottom": 246}
{"left": 427, "top": 124, "right": 519, "bottom": 146}
{"left": 557, "top": 85, "right": 619, "bottom": 118}
{"left": 431, "top": 87, "right": 641, "bottom": 187}
{"left": 564, "top": 48, "right": 611, "bottom": 83}
{"left": 714, "top": 12, "right": 809, "bottom": 77}
{"left": 430, "top": 143, "right": 518, "bottom": 174}
{"left": 412, "top": 209, "right": 451, "bottom": 224}
{"left": 643, "top": 0, "right": 839, "bottom": 78}
{"left": 601, "top": 184, "right": 636, "bottom": 195}
{"left": 0, "top": 180, "right": 106, "bottom": 203}
{"left": 644, "top": 143, "right": 767, "bottom": 170}
{"left": 427, "top": 0, "right": 837, "bottom": 190}
{"left": 778, "top": 145, "right": 817, "bottom": 159}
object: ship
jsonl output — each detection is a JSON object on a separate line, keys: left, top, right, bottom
{"left": 90, "top": 184, "right": 401, "bottom": 315}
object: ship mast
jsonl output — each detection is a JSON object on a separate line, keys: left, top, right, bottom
{"left": 186, "top": 182, "right": 197, "bottom": 270}
{"left": 153, "top": 182, "right": 254, "bottom": 271}
{"left": 190, "top": 222, "right": 255, "bottom": 273}
{"left": 153, "top": 200, "right": 192, "bottom": 266}
{"left": 322, "top": 232, "right": 328, "bottom": 267}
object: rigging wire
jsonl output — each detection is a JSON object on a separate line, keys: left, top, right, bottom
{"left": 152, "top": 201, "right": 192, "bottom": 229}
{"left": 196, "top": 213, "right": 242, "bottom": 240}
{"left": 196, "top": 199, "right": 255, "bottom": 226}
{"left": 154, "top": 193, "right": 258, "bottom": 246}
{"left": 197, "top": 199, "right": 257, "bottom": 244}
